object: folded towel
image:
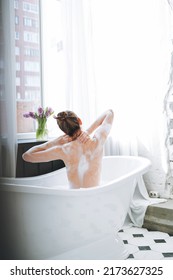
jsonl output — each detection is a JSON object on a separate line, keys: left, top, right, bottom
{"left": 123, "top": 176, "right": 167, "bottom": 228}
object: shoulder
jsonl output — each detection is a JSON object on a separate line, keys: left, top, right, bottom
{"left": 61, "top": 142, "right": 74, "bottom": 155}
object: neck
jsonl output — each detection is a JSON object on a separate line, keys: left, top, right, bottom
{"left": 72, "top": 129, "right": 82, "bottom": 140}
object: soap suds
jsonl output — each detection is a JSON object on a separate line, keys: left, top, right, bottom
{"left": 95, "top": 123, "right": 112, "bottom": 145}
{"left": 62, "top": 144, "right": 71, "bottom": 155}
{"left": 103, "top": 123, "right": 112, "bottom": 134}
{"left": 78, "top": 155, "right": 89, "bottom": 183}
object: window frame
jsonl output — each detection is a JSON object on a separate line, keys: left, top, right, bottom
{"left": 16, "top": 0, "right": 43, "bottom": 140}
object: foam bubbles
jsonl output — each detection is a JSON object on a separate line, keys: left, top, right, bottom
{"left": 78, "top": 155, "right": 89, "bottom": 183}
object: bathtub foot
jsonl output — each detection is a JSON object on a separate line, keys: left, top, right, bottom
{"left": 48, "top": 234, "right": 129, "bottom": 260}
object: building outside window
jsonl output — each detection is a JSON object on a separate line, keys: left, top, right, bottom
{"left": 14, "top": 0, "right": 41, "bottom": 134}
{"left": 14, "top": 0, "right": 64, "bottom": 137}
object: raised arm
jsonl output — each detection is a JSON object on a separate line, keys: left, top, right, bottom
{"left": 22, "top": 135, "right": 71, "bottom": 163}
{"left": 78, "top": 109, "right": 114, "bottom": 143}
{"left": 86, "top": 109, "right": 114, "bottom": 136}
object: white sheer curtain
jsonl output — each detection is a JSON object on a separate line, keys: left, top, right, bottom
{"left": 42, "top": 0, "right": 97, "bottom": 135}
{"left": 90, "top": 0, "right": 172, "bottom": 195}
{"left": 41, "top": 0, "right": 67, "bottom": 136}
{"left": 62, "top": 0, "right": 97, "bottom": 130}
{"left": 0, "top": 0, "right": 17, "bottom": 177}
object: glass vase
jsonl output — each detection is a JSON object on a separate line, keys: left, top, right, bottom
{"left": 36, "top": 118, "right": 48, "bottom": 140}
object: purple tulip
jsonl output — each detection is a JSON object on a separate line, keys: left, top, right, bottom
{"left": 23, "top": 106, "right": 54, "bottom": 121}
{"left": 38, "top": 106, "right": 44, "bottom": 117}
{"left": 29, "top": 112, "right": 37, "bottom": 119}
{"left": 45, "top": 111, "right": 49, "bottom": 117}
{"left": 45, "top": 107, "right": 54, "bottom": 117}
{"left": 23, "top": 113, "right": 30, "bottom": 118}
{"left": 48, "top": 107, "right": 54, "bottom": 114}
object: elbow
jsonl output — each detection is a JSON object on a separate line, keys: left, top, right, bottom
{"left": 22, "top": 152, "right": 26, "bottom": 161}
{"left": 108, "top": 109, "right": 114, "bottom": 119}
{"left": 22, "top": 152, "right": 31, "bottom": 162}
{"left": 109, "top": 109, "right": 114, "bottom": 115}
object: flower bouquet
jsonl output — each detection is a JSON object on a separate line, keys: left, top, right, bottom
{"left": 23, "top": 106, "right": 54, "bottom": 140}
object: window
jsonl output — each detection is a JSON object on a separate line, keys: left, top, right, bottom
{"left": 14, "top": 0, "right": 19, "bottom": 9}
{"left": 15, "top": 0, "right": 64, "bottom": 137}
{"left": 25, "top": 75, "right": 40, "bottom": 87}
{"left": 16, "top": 62, "right": 20, "bottom": 71}
{"left": 23, "top": 17, "right": 39, "bottom": 28}
{"left": 24, "top": 90, "right": 40, "bottom": 100}
{"left": 17, "top": 92, "right": 21, "bottom": 100}
{"left": 15, "top": 16, "right": 19, "bottom": 25}
{"left": 16, "top": 77, "right": 21, "bottom": 86}
{"left": 23, "top": 2, "right": 39, "bottom": 14}
{"left": 24, "top": 47, "right": 40, "bottom": 57}
{"left": 15, "top": 31, "right": 20, "bottom": 40}
{"left": 24, "top": 61, "right": 40, "bottom": 72}
{"left": 23, "top": 17, "right": 32, "bottom": 27}
{"left": 24, "top": 31, "right": 39, "bottom": 43}
{"left": 15, "top": 46, "right": 20, "bottom": 55}
{"left": 14, "top": 0, "right": 41, "bottom": 135}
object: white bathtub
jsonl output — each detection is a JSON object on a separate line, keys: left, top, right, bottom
{"left": 0, "top": 156, "right": 151, "bottom": 260}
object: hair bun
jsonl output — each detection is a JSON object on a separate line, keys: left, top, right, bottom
{"left": 54, "top": 111, "right": 68, "bottom": 121}
{"left": 61, "top": 112, "right": 67, "bottom": 120}
{"left": 59, "top": 112, "right": 67, "bottom": 120}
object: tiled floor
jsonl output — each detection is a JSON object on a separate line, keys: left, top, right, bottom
{"left": 118, "top": 227, "right": 173, "bottom": 260}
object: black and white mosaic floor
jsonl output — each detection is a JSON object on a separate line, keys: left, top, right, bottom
{"left": 118, "top": 227, "right": 173, "bottom": 260}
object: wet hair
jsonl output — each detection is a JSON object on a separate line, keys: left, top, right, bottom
{"left": 54, "top": 110, "right": 81, "bottom": 137}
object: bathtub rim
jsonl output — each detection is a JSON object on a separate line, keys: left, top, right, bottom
{"left": 0, "top": 156, "right": 151, "bottom": 196}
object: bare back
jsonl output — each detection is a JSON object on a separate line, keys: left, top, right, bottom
{"left": 62, "top": 136, "right": 104, "bottom": 188}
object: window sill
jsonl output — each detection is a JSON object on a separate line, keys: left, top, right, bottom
{"left": 17, "top": 136, "right": 55, "bottom": 144}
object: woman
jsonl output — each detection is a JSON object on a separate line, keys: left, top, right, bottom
{"left": 22, "top": 109, "right": 114, "bottom": 188}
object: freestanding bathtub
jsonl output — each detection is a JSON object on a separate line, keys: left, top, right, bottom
{"left": 0, "top": 156, "right": 151, "bottom": 260}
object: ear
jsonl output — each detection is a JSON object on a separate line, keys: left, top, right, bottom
{"left": 78, "top": 118, "right": 82, "bottom": 125}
